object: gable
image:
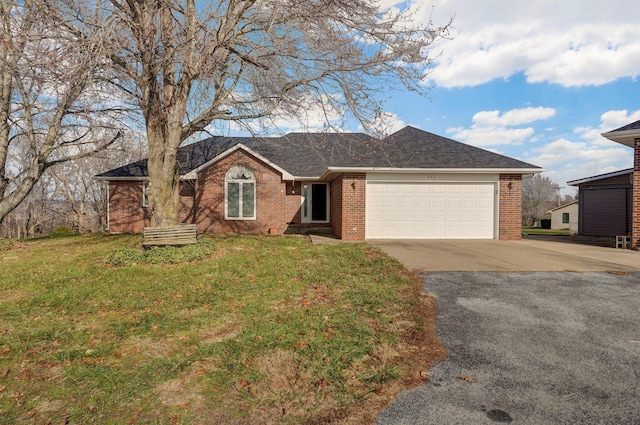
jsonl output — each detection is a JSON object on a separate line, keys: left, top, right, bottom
{"left": 183, "top": 143, "right": 294, "bottom": 181}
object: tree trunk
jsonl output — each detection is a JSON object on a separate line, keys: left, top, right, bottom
{"left": 146, "top": 126, "right": 180, "bottom": 228}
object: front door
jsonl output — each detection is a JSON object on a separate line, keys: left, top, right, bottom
{"left": 302, "top": 183, "right": 329, "bottom": 223}
{"left": 311, "top": 183, "right": 327, "bottom": 221}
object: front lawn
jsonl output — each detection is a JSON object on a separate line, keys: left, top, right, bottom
{"left": 522, "top": 227, "right": 571, "bottom": 236}
{"left": 0, "top": 234, "right": 444, "bottom": 424}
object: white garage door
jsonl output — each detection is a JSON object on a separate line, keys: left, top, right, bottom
{"left": 366, "top": 182, "right": 496, "bottom": 239}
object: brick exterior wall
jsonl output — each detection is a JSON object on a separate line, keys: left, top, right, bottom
{"left": 285, "top": 181, "right": 303, "bottom": 228}
{"left": 330, "top": 177, "right": 343, "bottom": 239}
{"left": 107, "top": 180, "right": 196, "bottom": 233}
{"left": 498, "top": 174, "right": 523, "bottom": 240}
{"left": 106, "top": 151, "right": 322, "bottom": 236}
{"left": 108, "top": 181, "right": 148, "bottom": 233}
{"left": 330, "top": 173, "right": 366, "bottom": 241}
{"left": 194, "top": 150, "right": 289, "bottom": 235}
{"left": 632, "top": 139, "right": 640, "bottom": 248}
{"left": 107, "top": 159, "right": 524, "bottom": 242}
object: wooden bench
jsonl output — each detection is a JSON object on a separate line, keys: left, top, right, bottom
{"left": 142, "top": 224, "right": 198, "bottom": 248}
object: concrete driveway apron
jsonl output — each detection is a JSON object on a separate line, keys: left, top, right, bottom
{"left": 368, "top": 239, "right": 640, "bottom": 272}
{"left": 369, "top": 240, "right": 640, "bottom": 424}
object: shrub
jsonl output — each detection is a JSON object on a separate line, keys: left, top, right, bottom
{"left": 105, "top": 238, "right": 216, "bottom": 266}
{"left": 104, "top": 247, "right": 145, "bottom": 266}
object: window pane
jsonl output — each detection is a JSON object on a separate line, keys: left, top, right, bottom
{"left": 302, "top": 185, "right": 308, "bottom": 218}
{"left": 142, "top": 182, "right": 149, "bottom": 207}
{"left": 242, "top": 183, "right": 255, "bottom": 217}
{"left": 227, "top": 183, "right": 240, "bottom": 217}
{"left": 562, "top": 213, "right": 569, "bottom": 223}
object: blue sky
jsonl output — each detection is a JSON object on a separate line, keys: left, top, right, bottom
{"left": 380, "top": 0, "right": 640, "bottom": 195}
{"left": 396, "top": 0, "right": 640, "bottom": 195}
{"left": 230, "top": 0, "right": 640, "bottom": 195}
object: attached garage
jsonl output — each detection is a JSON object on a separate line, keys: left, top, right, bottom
{"left": 365, "top": 173, "right": 498, "bottom": 239}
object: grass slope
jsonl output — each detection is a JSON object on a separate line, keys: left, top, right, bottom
{"left": 0, "top": 234, "right": 444, "bottom": 424}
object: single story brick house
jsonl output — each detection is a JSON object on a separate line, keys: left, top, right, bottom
{"left": 95, "top": 126, "right": 542, "bottom": 241}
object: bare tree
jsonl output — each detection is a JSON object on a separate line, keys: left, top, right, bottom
{"left": 522, "top": 174, "right": 559, "bottom": 227}
{"left": 49, "top": 135, "right": 147, "bottom": 233}
{"left": 61, "top": 0, "right": 451, "bottom": 227}
{"left": 0, "top": 0, "right": 123, "bottom": 226}
{"left": 0, "top": 134, "right": 146, "bottom": 237}
{"left": 0, "top": 173, "right": 57, "bottom": 238}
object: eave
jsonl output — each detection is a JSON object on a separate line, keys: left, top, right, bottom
{"left": 601, "top": 129, "right": 640, "bottom": 148}
{"left": 567, "top": 168, "right": 633, "bottom": 186}
{"left": 319, "top": 166, "right": 544, "bottom": 181}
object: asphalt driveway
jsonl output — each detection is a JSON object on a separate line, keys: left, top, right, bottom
{"left": 377, "top": 271, "right": 640, "bottom": 424}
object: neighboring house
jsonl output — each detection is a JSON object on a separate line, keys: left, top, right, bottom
{"left": 548, "top": 201, "right": 579, "bottom": 233}
{"left": 567, "top": 169, "right": 632, "bottom": 237}
{"left": 95, "top": 126, "right": 542, "bottom": 241}
{"left": 601, "top": 120, "right": 640, "bottom": 247}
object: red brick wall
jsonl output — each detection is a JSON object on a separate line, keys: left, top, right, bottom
{"left": 330, "top": 178, "right": 343, "bottom": 239}
{"left": 632, "top": 139, "right": 640, "bottom": 248}
{"left": 108, "top": 181, "right": 148, "bottom": 233}
{"left": 330, "top": 173, "right": 366, "bottom": 241}
{"left": 285, "top": 181, "right": 303, "bottom": 226}
{"left": 194, "top": 150, "right": 287, "bottom": 234}
{"left": 498, "top": 174, "right": 522, "bottom": 240}
{"left": 107, "top": 180, "right": 196, "bottom": 233}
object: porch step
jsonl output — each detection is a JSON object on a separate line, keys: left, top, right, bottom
{"left": 284, "top": 225, "right": 333, "bottom": 235}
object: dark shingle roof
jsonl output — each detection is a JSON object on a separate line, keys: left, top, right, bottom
{"left": 610, "top": 119, "right": 640, "bottom": 133}
{"left": 96, "top": 126, "right": 541, "bottom": 179}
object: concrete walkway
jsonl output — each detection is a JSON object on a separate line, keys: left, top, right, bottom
{"left": 369, "top": 239, "right": 640, "bottom": 272}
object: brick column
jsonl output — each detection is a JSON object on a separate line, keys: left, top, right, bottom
{"left": 499, "top": 174, "right": 522, "bottom": 240}
{"left": 331, "top": 173, "right": 366, "bottom": 241}
{"left": 632, "top": 139, "right": 640, "bottom": 249}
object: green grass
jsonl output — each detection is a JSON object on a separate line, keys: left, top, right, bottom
{"left": 0, "top": 233, "right": 442, "bottom": 424}
{"left": 522, "top": 227, "right": 571, "bottom": 236}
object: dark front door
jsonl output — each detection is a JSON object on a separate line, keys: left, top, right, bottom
{"left": 311, "top": 183, "right": 327, "bottom": 222}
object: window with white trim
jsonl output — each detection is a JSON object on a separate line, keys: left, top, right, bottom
{"left": 225, "top": 165, "right": 256, "bottom": 220}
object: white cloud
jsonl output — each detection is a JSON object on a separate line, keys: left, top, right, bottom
{"left": 361, "top": 111, "right": 407, "bottom": 137}
{"left": 575, "top": 109, "right": 640, "bottom": 146}
{"left": 446, "top": 106, "right": 555, "bottom": 147}
{"left": 520, "top": 110, "right": 638, "bottom": 188}
{"left": 473, "top": 107, "right": 556, "bottom": 127}
{"left": 390, "top": 0, "right": 640, "bottom": 88}
{"left": 221, "top": 93, "right": 347, "bottom": 135}
{"left": 526, "top": 138, "right": 629, "bottom": 169}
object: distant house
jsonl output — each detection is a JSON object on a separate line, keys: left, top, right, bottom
{"left": 95, "top": 126, "right": 542, "bottom": 241}
{"left": 548, "top": 201, "right": 578, "bottom": 233}
{"left": 567, "top": 169, "right": 632, "bottom": 237}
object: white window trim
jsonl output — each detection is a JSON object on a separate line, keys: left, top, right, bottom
{"left": 301, "top": 182, "right": 330, "bottom": 224}
{"left": 225, "top": 166, "right": 256, "bottom": 220}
